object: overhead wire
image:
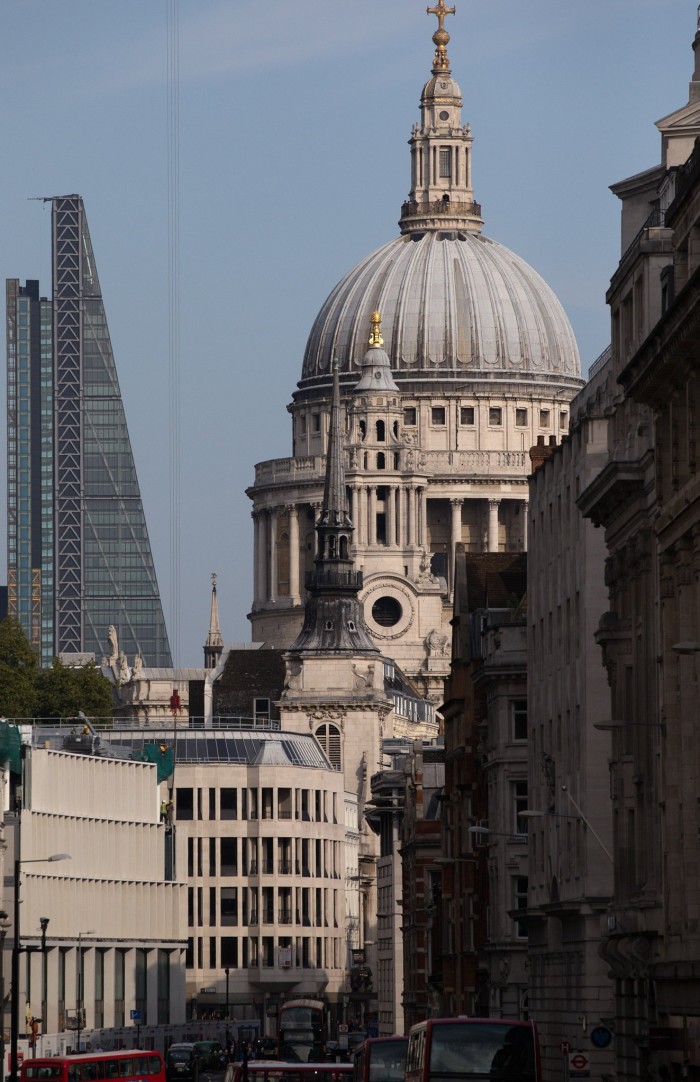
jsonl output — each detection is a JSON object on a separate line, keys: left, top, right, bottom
{"left": 167, "top": 0, "right": 181, "bottom": 664}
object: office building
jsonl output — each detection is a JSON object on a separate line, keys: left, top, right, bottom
{"left": 6, "top": 195, "right": 171, "bottom": 668}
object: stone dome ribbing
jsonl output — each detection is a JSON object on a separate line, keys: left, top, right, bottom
{"left": 301, "top": 230, "right": 581, "bottom": 384}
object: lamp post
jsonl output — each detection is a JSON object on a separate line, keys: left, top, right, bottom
{"left": 10, "top": 850, "right": 71, "bottom": 1082}
{"left": 467, "top": 826, "right": 525, "bottom": 840}
{"left": 224, "top": 967, "right": 230, "bottom": 1021}
{"left": 76, "top": 930, "right": 95, "bottom": 1055}
{"left": 0, "top": 910, "right": 11, "bottom": 1080}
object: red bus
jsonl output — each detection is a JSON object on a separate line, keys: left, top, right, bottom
{"left": 351, "top": 1037, "right": 408, "bottom": 1082}
{"left": 21, "top": 1051, "right": 166, "bottom": 1082}
{"left": 225, "top": 1064, "right": 351, "bottom": 1082}
{"left": 277, "top": 999, "right": 327, "bottom": 1063}
{"left": 405, "top": 1018, "right": 541, "bottom": 1082}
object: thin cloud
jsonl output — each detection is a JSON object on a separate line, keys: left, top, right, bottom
{"left": 2, "top": 1, "right": 419, "bottom": 98}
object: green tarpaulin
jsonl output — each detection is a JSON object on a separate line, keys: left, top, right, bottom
{"left": 0, "top": 722, "right": 22, "bottom": 774}
{"left": 142, "top": 742, "right": 175, "bottom": 783}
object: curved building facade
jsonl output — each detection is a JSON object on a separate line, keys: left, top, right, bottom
{"left": 248, "top": 9, "right": 583, "bottom": 698}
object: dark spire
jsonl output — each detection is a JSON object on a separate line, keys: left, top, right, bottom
{"left": 319, "top": 357, "right": 352, "bottom": 538}
{"left": 204, "top": 572, "right": 224, "bottom": 669}
{"left": 289, "top": 360, "right": 378, "bottom": 655}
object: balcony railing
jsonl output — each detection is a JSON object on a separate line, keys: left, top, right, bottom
{"left": 400, "top": 198, "right": 482, "bottom": 220}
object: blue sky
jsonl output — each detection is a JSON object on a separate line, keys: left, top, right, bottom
{"left": 0, "top": 0, "right": 694, "bottom": 664}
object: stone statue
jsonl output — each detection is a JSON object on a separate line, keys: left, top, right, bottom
{"left": 107, "top": 624, "right": 118, "bottom": 662}
{"left": 352, "top": 663, "right": 374, "bottom": 690}
{"left": 133, "top": 654, "right": 143, "bottom": 675}
{"left": 118, "top": 650, "right": 130, "bottom": 683}
{"left": 284, "top": 659, "right": 302, "bottom": 691}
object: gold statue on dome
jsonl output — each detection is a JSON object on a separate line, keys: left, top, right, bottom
{"left": 369, "top": 311, "right": 384, "bottom": 348}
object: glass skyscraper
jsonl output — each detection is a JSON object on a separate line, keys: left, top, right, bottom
{"left": 6, "top": 195, "right": 172, "bottom": 668}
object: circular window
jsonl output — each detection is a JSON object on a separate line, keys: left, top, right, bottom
{"left": 439, "top": 110, "right": 450, "bottom": 120}
{"left": 371, "top": 595, "right": 403, "bottom": 627}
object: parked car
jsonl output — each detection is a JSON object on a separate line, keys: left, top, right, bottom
{"left": 166, "top": 1043, "right": 204, "bottom": 1080}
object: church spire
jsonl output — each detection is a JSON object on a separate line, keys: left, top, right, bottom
{"left": 204, "top": 572, "right": 224, "bottom": 670}
{"left": 288, "top": 359, "right": 378, "bottom": 655}
{"left": 319, "top": 356, "right": 352, "bottom": 537}
{"left": 399, "top": 3, "right": 483, "bottom": 236}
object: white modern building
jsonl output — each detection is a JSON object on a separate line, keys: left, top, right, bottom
{"left": 1, "top": 740, "right": 187, "bottom": 1050}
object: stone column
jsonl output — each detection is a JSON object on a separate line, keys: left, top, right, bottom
{"left": 288, "top": 506, "right": 301, "bottom": 602}
{"left": 386, "top": 485, "right": 395, "bottom": 546}
{"left": 123, "top": 947, "right": 136, "bottom": 1031}
{"left": 254, "top": 511, "right": 268, "bottom": 603}
{"left": 103, "top": 948, "right": 116, "bottom": 1029}
{"left": 83, "top": 945, "right": 96, "bottom": 1030}
{"left": 368, "top": 487, "right": 377, "bottom": 546}
{"left": 147, "top": 948, "right": 159, "bottom": 1030}
{"left": 407, "top": 487, "right": 416, "bottom": 547}
{"left": 396, "top": 487, "right": 404, "bottom": 547}
{"left": 488, "top": 499, "right": 501, "bottom": 553}
{"left": 416, "top": 487, "right": 426, "bottom": 548}
{"left": 522, "top": 499, "right": 529, "bottom": 551}
{"left": 269, "top": 510, "right": 278, "bottom": 603}
{"left": 450, "top": 498, "right": 464, "bottom": 592}
{"left": 45, "top": 945, "right": 60, "bottom": 1034}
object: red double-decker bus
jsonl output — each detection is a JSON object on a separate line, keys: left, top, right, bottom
{"left": 21, "top": 1050, "right": 166, "bottom": 1082}
{"left": 351, "top": 1036, "right": 408, "bottom": 1082}
{"left": 277, "top": 999, "right": 327, "bottom": 1063}
{"left": 405, "top": 1017, "right": 541, "bottom": 1082}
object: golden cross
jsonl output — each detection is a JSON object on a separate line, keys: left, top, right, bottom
{"left": 427, "top": 0, "right": 456, "bottom": 33}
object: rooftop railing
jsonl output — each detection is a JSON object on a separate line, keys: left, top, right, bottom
{"left": 400, "top": 198, "right": 482, "bottom": 220}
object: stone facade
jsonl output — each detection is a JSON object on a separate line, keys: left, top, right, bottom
{"left": 575, "top": 15, "right": 700, "bottom": 1080}
{"left": 527, "top": 367, "right": 615, "bottom": 1082}
{"left": 438, "top": 552, "right": 528, "bottom": 1019}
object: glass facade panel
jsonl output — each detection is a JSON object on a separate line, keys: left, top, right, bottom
{"left": 6, "top": 197, "right": 171, "bottom": 666}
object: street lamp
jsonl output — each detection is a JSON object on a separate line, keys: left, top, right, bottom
{"left": 224, "top": 967, "right": 230, "bottom": 1021}
{"left": 594, "top": 719, "right": 666, "bottom": 735}
{"left": 76, "top": 930, "right": 96, "bottom": 1055}
{"left": 560, "top": 785, "right": 613, "bottom": 864}
{"left": 10, "top": 853, "right": 71, "bottom": 1082}
{"left": 467, "top": 826, "right": 525, "bottom": 840}
{"left": 672, "top": 642, "right": 700, "bottom": 654}
{"left": 0, "top": 910, "right": 11, "bottom": 1078}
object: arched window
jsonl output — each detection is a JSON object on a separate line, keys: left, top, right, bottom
{"left": 315, "top": 724, "right": 341, "bottom": 770}
{"left": 376, "top": 420, "right": 386, "bottom": 442}
{"left": 376, "top": 452, "right": 386, "bottom": 469}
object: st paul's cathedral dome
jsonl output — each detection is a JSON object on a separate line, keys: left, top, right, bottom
{"left": 248, "top": 3, "right": 584, "bottom": 701}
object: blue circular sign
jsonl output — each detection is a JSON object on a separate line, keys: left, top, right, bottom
{"left": 590, "top": 1026, "right": 612, "bottom": 1049}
